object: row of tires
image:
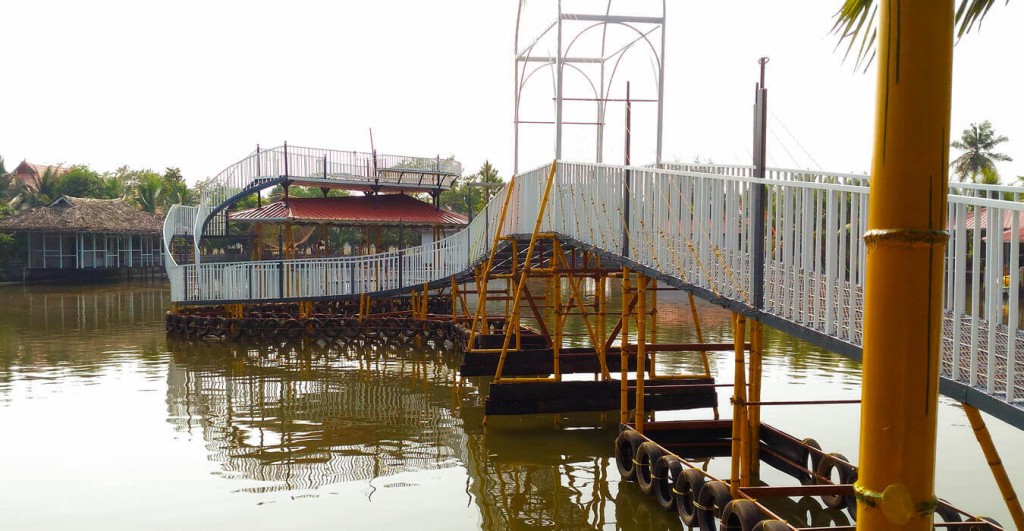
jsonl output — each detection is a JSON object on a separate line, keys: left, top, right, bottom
{"left": 616, "top": 430, "right": 992, "bottom": 530}
{"left": 616, "top": 429, "right": 786, "bottom": 531}
{"left": 166, "top": 313, "right": 467, "bottom": 346}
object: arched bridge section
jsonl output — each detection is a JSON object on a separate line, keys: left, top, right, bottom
{"left": 164, "top": 158, "right": 1024, "bottom": 429}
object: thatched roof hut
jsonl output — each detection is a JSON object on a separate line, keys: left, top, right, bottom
{"left": 0, "top": 196, "right": 162, "bottom": 234}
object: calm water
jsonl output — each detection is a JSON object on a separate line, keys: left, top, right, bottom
{"left": 1, "top": 282, "right": 1022, "bottom": 529}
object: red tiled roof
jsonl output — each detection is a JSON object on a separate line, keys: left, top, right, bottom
{"left": 229, "top": 194, "right": 468, "bottom": 227}
{"left": 963, "top": 209, "right": 1024, "bottom": 231}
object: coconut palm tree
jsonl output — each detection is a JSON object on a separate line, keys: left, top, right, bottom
{"left": 133, "top": 173, "right": 164, "bottom": 214}
{"left": 950, "top": 120, "right": 1012, "bottom": 182}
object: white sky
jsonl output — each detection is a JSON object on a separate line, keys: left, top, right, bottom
{"left": 2, "top": 1, "right": 1022, "bottom": 184}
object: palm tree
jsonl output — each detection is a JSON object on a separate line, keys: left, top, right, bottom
{"left": 832, "top": 0, "right": 1007, "bottom": 71}
{"left": 133, "top": 173, "right": 164, "bottom": 214}
{"left": 950, "top": 120, "right": 1012, "bottom": 183}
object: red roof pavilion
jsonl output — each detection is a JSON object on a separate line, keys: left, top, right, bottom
{"left": 229, "top": 194, "right": 467, "bottom": 228}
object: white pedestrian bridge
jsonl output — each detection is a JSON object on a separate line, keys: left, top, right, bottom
{"left": 163, "top": 150, "right": 1024, "bottom": 429}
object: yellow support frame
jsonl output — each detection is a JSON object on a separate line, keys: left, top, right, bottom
{"left": 493, "top": 161, "right": 558, "bottom": 382}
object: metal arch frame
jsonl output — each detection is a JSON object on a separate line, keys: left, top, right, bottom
{"left": 513, "top": 0, "right": 666, "bottom": 174}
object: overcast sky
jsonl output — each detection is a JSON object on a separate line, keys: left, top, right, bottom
{"left": 2, "top": 1, "right": 1022, "bottom": 184}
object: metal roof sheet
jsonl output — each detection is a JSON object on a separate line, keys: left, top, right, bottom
{"left": 229, "top": 194, "right": 468, "bottom": 227}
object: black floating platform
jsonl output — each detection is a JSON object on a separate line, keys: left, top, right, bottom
{"left": 461, "top": 346, "right": 638, "bottom": 377}
{"left": 484, "top": 377, "right": 718, "bottom": 416}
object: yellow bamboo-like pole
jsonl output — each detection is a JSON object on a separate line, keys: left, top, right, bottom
{"left": 730, "top": 313, "right": 747, "bottom": 496}
{"left": 962, "top": 404, "right": 1024, "bottom": 530}
{"left": 620, "top": 267, "right": 631, "bottom": 424}
{"left": 857, "top": 2, "right": 952, "bottom": 528}
{"left": 748, "top": 320, "right": 763, "bottom": 479}
{"left": 634, "top": 274, "right": 648, "bottom": 434}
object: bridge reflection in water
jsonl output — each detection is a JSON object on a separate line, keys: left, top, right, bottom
{"left": 163, "top": 335, "right": 850, "bottom": 529}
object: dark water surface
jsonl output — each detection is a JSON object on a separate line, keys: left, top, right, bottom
{"left": 1, "top": 282, "right": 1022, "bottom": 529}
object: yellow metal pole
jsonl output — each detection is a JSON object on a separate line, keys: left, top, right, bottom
{"left": 730, "top": 312, "right": 747, "bottom": 497}
{"left": 620, "top": 267, "right": 631, "bottom": 424}
{"left": 451, "top": 276, "right": 457, "bottom": 321}
{"left": 962, "top": 404, "right": 1024, "bottom": 530}
{"left": 857, "top": 2, "right": 952, "bottom": 528}
{"left": 748, "top": 320, "right": 763, "bottom": 479}
{"left": 553, "top": 247, "right": 562, "bottom": 381}
{"left": 633, "top": 274, "right": 648, "bottom": 434}
{"left": 467, "top": 175, "right": 517, "bottom": 346}
{"left": 598, "top": 273, "right": 607, "bottom": 381}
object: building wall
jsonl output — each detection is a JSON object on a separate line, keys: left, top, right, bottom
{"left": 26, "top": 231, "right": 163, "bottom": 270}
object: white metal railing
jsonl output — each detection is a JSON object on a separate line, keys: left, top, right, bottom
{"left": 163, "top": 204, "right": 199, "bottom": 271}
{"left": 165, "top": 160, "right": 1024, "bottom": 410}
{"left": 197, "top": 145, "right": 462, "bottom": 212}
{"left": 168, "top": 182, "right": 507, "bottom": 304}
{"left": 192, "top": 145, "right": 463, "bottom": 263}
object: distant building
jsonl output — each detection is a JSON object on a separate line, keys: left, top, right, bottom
{"left": 0, "top": 196, "right": 163, "bottom": 281}
{"left": 7, "top": 161, "right": 67, "bottom": 190}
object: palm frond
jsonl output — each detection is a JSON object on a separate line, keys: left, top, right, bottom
{"left": 833, "top": 0, "right": 1010, "bottom": 71}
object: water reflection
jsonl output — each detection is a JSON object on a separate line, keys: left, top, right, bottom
{"left": 166, "top": 337, "right": 468, "bottom": 493}
{"left": 0, "top": 283, "right": 168, "bottom": 399}
{"left": 0, "top": 282, "right": 1019, "bottom": 529}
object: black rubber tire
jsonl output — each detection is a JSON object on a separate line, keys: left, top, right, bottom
{"left": 381, "top": 317, "right": 401, "bottom": 338}
{"left": 675, "top": 468, "right": 707, "bottom": 527}
{"left": 815, "top": 452, "right": 851, "bottom": 510}
{"left": 363, "top": 319, "right": 380, "bottom": 338}
{"left": 842, "top": 468, "right": 857, "bottom": 520}
{"left": 751, "top": 520, "right": 791, "bottom": 531}
{"left": 210, "top": 317, "right": 226, "bottom": 336}
{"left": 165, "top": 314, "right": 175, "bottom": 332}
{"left": 796, "top": 495, "right": 822, "bottom": 526}
{"left": 636, "top": 442, "right": 666, "bottom": 496}
{"left": 283, "top": 319, "right": 303, "bottom": 340}
{"left": 242, "top": 318, "right": 260, "bottom": 338}
{"left": 226, "top": 319, "right": 244, "bottom": 340}
{"left": 400, "top": 318, "right": 419, "bottom": 338}
{"left": 721, "top": 499, "right": 763, "bottom": 531}
{"left": 696, "top": 480, "right": 732, "bottom": 531}
{"left": 261, "top": 318, "right": 281, "bottom": 339}
{"left": 652, "top": 455, "right": 683, "bottom": 512}
{"left": 614, "top": 430, "right": 644, "bottom": 482}
{"left": 800, "top": 438, "right": 823, "bottom": 485}
{"left": 323, "top": 318, "right": 342, "bottom": 338}
{"left": 184, "top": 315, "right": 198, "bottom": 335}
{"left": 195, "top": 317, "right": 211, "bottom": 336}
{"left": 341, "top": 319, "right": 360, "bottom": 339}
{"left": 304, "top": 318, "right": 322, "bottom": 338}
{"left": 934, "top": 498, "right": 962, "bottom": 523}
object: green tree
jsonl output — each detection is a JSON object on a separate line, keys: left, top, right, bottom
{"left": 0, "top": 155, "right": 11, "bottom": 202}
{"left": 57, "top": 166, "right": 108, "bottom": 198}
{"left": 950, "top": 120, "right": 1012, "bottom": 183}
{"left": 440, "top": 161, "right": 504, "bottom": 216}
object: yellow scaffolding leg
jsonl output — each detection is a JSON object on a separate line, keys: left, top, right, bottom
{"left": 730, "top": 313, "right": 748, "bottom": 496}
{"left": 633, "top": 274, "right": 647, "bottom": 434}
{"left": 963, "top": 404, "right": 1024, "bottom": 530}
{"left": 620, "top": 268, "right": 631, "bottom": 424}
